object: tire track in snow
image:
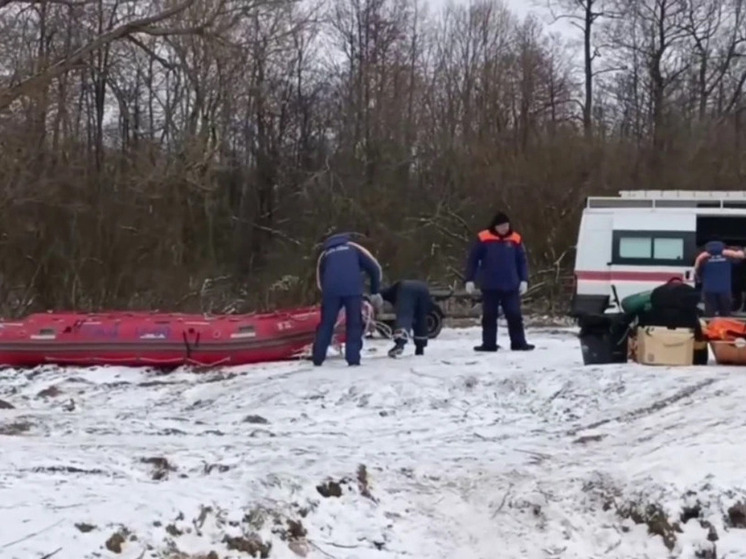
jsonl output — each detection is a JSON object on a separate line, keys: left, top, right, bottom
{"left": 568, "top": 378, "right": 719, "bottom": 436}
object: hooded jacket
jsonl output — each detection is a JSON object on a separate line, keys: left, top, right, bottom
{"left": 464, "top": 213, "right": 528, "bottom": 291}
{"left": 316, "top": 233, "right": 382, "bottom": 297}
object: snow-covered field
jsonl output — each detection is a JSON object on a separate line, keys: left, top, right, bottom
{"left": 2, "top": 326, "right": 746, "bottom": 559}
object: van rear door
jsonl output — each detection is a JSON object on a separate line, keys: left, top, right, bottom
{"left": 572, "top": 211, "right": 614, "bottom": 315}
{"left": 609, "top": 212, "right": 697, "bottom": 302}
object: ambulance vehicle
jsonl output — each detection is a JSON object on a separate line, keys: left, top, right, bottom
{"left": 570, "top": 190, "right": 746, "bottom": 316}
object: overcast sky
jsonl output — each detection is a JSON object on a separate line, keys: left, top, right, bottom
{"left": 423, "top": 0, "right": 581, "bottom": 60}
{"left": 426, "top": 0, "right": 576, "bottom": 36}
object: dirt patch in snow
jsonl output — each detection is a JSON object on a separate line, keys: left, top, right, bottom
{"left": 357, "top": 464, "right": 375, "bottom": 501}
{"left": 36, "top": 385, "right": 62, "bottom": 398}
{"left": 316, "top": 480, "right": 342, "bottom": 498}
{"left": 75, "top": 522, "right": 96, "bottom": 533}
{"left": 614, "top": 502, "right": 681, "bottom": 551}
{"left": 585, "top": 481, "right": 722, "bottom": 556}
{"left": 105, "top": 527, "right": 137, "bottom": 554}
{"left": 224, "top": 534, "right": 271, "bottom": 557}
{"left": 160, "top": 503, "right": 310, "bottom": 558}
{"left": 203, "top": 463, "right": 231, "bottom": 475}
{"left": 0, "top": 420, "right": 32, "bottom": 435}
{"left": 141, "top": 456, "right": 177, "bottom": 481}
{"left": 727, "top": 502, "right": 746, "bottom": 528}
{"left": 32, "top": 465, "right": 107, "bottom": 475}
{"left": 316, "top": 463, "right": 373, "bottom": 502}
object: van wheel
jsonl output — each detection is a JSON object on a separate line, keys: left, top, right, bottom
{"left": 427, "top": 308, "right": 445, "bottom": 339}
{"left": 377, "top": 311, "right": 445, "bottom": 339}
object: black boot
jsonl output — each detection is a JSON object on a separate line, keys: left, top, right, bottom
{"left": 474, "top": 345, "right": 498, "bottom": 352}
{"left": 511, "top": 343, "right": 535, "bottom": 351}
{"left": 415, "top": 344, "right": 424, "bottom": 356}
{"left": 388, "top": 340, "right": 406, "bottom": 358}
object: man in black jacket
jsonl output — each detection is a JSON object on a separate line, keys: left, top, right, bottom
{"left": 379, "top": 280, "right": 434, "bottom": 358}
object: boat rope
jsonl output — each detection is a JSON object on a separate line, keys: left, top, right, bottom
{"left": 291, "top": 301, "right": 386, "bottom": 360}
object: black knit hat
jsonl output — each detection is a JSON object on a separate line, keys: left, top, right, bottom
{"left": 490, "top": 212, "right": 510, "bottom": 229}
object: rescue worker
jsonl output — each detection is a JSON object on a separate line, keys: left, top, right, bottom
{"left": 694, "top": 240, "right": 745, "bottom": 317}
{"left": 379, "top": 280, "right": 434, "bottom": 358}
{"left": 312, "top": 232, "right": 383, "bottom": 366}
{"left": 463, "top": 212, "right": 534, "bottom": 352}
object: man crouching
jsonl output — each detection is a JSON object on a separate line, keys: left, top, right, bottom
{"left": 380, "top": 280, "right": 434, "bottom": 358}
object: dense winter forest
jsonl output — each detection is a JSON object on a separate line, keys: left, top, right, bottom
{"left": 0, "top": 0, "right": 744, "bottom": 315}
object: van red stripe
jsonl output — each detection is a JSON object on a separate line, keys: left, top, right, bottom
{"left": 576, "top": 271, "right": 686, "bottom": 282}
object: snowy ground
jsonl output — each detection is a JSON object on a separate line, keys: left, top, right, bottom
{"left": 2, "top": 326, "right": 746, "bottom": 559}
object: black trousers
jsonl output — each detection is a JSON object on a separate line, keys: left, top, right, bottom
{"left": 481, "top": 289, "right": 526, "bottom": 348}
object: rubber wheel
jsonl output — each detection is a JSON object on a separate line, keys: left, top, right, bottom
{"left": 426, "top": 310, "right": 444, "bottom": 339}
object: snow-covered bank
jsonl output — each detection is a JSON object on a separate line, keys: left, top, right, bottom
{"left": 1, "top": 327, "right": 746, "bottom": 559}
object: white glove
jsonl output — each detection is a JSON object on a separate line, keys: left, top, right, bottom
{"left": 519, "top": 281, "right": 528, "bottom": 296}
{"left": 369, "top": 293, "right": 383, "bottom": 310}
{"left": 465, "top": 281, "right": 476, "bottom": 295}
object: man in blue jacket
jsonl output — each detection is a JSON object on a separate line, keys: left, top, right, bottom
{"left": 312, "top": 232, "right": 383, "bottom": 366}
{"left": 464, "top": 212, "right": 534, "bottom": 352}
{"left": 379, "top": 279, "right": 434, "bottom": 358}
{"left": 694, "top": 240, "right": 745, "bottom": 317}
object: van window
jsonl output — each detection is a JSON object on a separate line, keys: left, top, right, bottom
{"left": 619, "top": 237, "right": 652, "bottom": 258}
{"left": 653, "top": 238, "right": 684, "bottom": 260}
{"left": 611, "top": 230, "right": 695, "bottom": 266}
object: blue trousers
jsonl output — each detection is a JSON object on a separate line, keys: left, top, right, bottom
{"left": 481, "top": 289, "right": 526, "bottom": 348}
{"left": 703, "top": 292, "right": 732, "bottom": 317}
{"left": 393, "top": 288, "right": 430, "bottom": 350}
{"left": 312, "top": 295, "right": 363, "bottom": 365}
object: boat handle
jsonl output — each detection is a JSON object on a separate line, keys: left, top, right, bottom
{"left": 181, "top": 329, "right": 201, "bottom": 358}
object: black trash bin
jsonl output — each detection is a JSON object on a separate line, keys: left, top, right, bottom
{"left": 578, "top": 313, "right": 631, "bottom": 366}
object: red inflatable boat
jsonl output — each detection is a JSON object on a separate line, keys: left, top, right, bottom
{"left": 0, "top": 306, "right": 351, "bottom": 368}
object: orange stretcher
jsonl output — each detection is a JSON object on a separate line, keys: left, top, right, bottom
{"left": 703, "top": 318, "right": 746, "bottom": 365}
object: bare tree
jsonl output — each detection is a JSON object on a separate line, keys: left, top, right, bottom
{"left": 546, "top": 0, "right": 613, "bottom": 137}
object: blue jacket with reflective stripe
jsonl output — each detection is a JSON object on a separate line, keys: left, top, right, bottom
{"left": 465, "top": 229, "right": 529, "bottom": 291}
{"left": 316, "top": 234, "right": 382, "bottom": 297}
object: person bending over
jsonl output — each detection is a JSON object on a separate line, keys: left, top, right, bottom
{"left": 380, "top": 280, "right": 434, "bottom": 358}
{"left": 312, "top": 232, "right": 383, "bottom": 366}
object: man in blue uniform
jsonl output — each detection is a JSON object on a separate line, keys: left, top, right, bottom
{"left": 694, "top": 240, "right": 745, "bottom": 317}
{"left": 380, "top": 280, "right": 434, "bottom": 358}
{"left": 312, "top": 232, "right": 383, "bottom": 366}
{"left": 464, "top": 212, "right": 534, "bottom": 352}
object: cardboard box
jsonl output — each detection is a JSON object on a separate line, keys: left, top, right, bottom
{"left": 634, "top": 326, "right": 694, "bottom": 366}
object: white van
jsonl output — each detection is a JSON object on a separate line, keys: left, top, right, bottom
{"left": 570, "top": 190, "right": 746, "bottom": 316}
